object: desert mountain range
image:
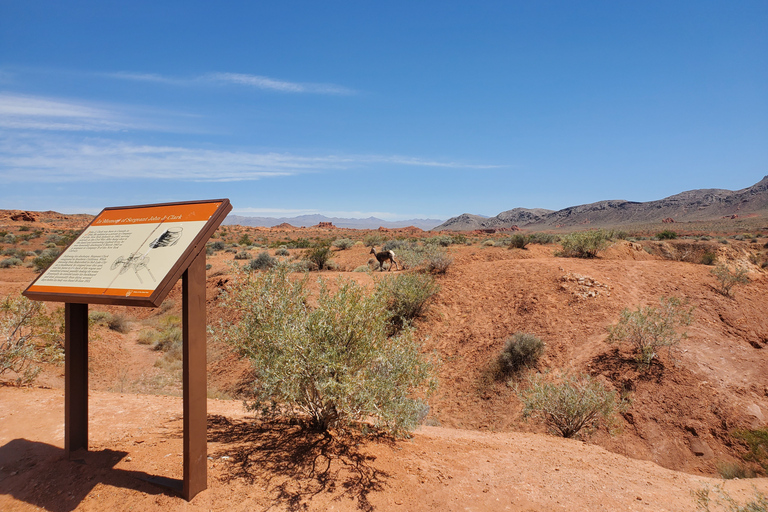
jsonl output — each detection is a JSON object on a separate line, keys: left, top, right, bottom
{"left": 436, "top": 175, "right": 768, "bottom": 231}
{"left": 223, "top": 214, "right": 444, "bottom": 231}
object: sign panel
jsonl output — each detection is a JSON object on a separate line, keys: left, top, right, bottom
{"left": 24, "top": 199, "right": 231, "bottom": 307}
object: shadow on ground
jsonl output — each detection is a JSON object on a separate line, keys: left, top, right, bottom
{"left": 0, "top": 439, "right": 174, "bottom": 512}
{"left": 207, "top": 415, "right": 393, "bottom": 512}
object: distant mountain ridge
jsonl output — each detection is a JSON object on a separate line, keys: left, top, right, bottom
{"left": 435, "top": 175, "right": 768, "bottom": 231}
{"left": 223, "top": 214, "right": 444, "bottom": 231}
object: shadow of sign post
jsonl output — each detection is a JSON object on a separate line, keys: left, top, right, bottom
{"left": 22, "top": 199, "right": 232, "bottom": 501}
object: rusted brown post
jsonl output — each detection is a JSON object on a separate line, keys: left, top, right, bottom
{"left": 64, "top": 302, "right": 89, "bottom": 455}
{"left": 182, "top": 250, "right": 207, "bottom": 500}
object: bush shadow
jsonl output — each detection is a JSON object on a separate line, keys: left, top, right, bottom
{"left": 589, "top": 347, "right": 667, "bottom": 388}
{"left": 207, "top": 415, "right": 392, "bottom": 512}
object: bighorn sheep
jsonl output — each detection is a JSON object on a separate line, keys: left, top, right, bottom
{"left": 370, "top": 247, "right": 399, "bottom": 271}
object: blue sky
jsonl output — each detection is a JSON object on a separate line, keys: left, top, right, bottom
{"left": 1, "top": 1, "right": 766, "bottom": 221}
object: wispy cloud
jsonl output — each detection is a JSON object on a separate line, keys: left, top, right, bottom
{"left": 0, "top": 134, "right": 499, "bottom": 183}
{"left": 106, "top": 70, "right": 356, "bottom": 95}
{"left": 0, "top": 93, "right": 134, "bottom": 132}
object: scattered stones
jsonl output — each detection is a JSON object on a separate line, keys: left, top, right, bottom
{"left": 558, "top": 272, "right": 611, "bottom": 299}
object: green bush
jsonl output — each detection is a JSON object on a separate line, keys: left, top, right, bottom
{"left": 497, "top": 332, "right": 545, "bottom": 377}
{"left": 332, "top": 238, "right": 355, "bottom": 250}
{"left": 606, "top": 296, "right": 694, "bottom": 368}
{"left": 1, "top": 295, "right": 63, "bottom": 384}
{"left": 304, "top": 243, "right": 333, "bottom": 270}
{"left": 238, "top": 234, "right": 253, "bottom": 246}
{"left": 152, "top": 315, "right": 183, "bottom": 353}
{"left": 0, "top": 257, "right": 22, "bottom": 269}
{"left": 558, "top": 231, "right": 609, "bottom": 258}
{"left": 88, "top": 310, "right": 130, "bottom": 333}
{"left": 249, "top": 251, "right": 277, "bottom": 271}
{"left": 508, "top": 234, "right": 529, "bottom": 249}
{"left": 377, "top": 273, "right": 440, "bottom": 331}
{"left": 425, "top": 235, "right": 453, "bottom": 247}
{"left": 701, "top": 251, "right": 717, "bottom": 265}
{"left": 275, "top": 246, "right": 290, "bottom": 256}
{"left": 732, "top": 428, "right": 768, "bottom": 473}
{"left": 527, "top": 233, "right": 559, "bottom": 245}
{"left": 32, "top": 248, "right": 61, "bottom": 272}
{"left": 518, "top": 372, "right": 623, "bottom": 439}
{"left": 711, "top": 264, "right": 750, "bottom": 297}
{"left": 656, "top": 230, "right": 677, "bottom": 240}
{"left": 217, "top": 266, "right": 436, "bottom": 434}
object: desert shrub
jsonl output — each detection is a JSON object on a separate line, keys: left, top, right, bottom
{"left": 363, "top": 234, "right": 384, "bottom": 247}
{"left": 1, "top": 295, "right": 63, "bottom": 384}
{"left": 207, "top": 240, "right": 226, "bottom": 253}
{"left": 423, "top": 246, "right": 453, "bottom": 273}
{"left": 275, "top": 246, "right": 290, "bottom": 256}
{"left": 517, "top": 372, "right": 623, "bottom": 439}
{"left": 0, "top": 257, "right": 22, "bottom": 268}
{"left": 701, "top": 251, "right": 717, "bottom": 265}
{"left": 332, "top": 238, "right": 355, "bottom": 250}
{"left": 152, "top": 315, "right": 183, "bottom": 355}
{"left": 377, "top": 273, "right": 440, "bottom": 331}
{"left": 715, "top": 460, "right": 757, "bottom": 480}
{"left": 693, "top": 485, "right": 768, "bottom": 512}
{"left": 711, "top": 264, "right": 750, "bottom": 297}
{"left": 234, "top": 250, "right": 250, "bottom": 260}
{"left": 497, "top": 332, "right": 545, "bottom": 377}
{"left": 605, "top": 229, "right": 628, "bottom": 240}
{"left": 451, "top": 234, "right": 468, "bottom": 245}
{"left": 3, "top": 233, "right": 17, "bottom": 244}
{"left": 657, "top": 230, "right": 677, "bottom": 240}
{"left": 508, "top": 234, "right": 529, "bottom": 249}
{"left": 88, "top": 310, "right": 130, "bottom": 333}
{"left": 216, "top": 265, "right": 436, "bottom": 434}
{"left": 732, "top": 428, "right": 768, "bottom": 473}
{"left": 238, "top": 234, "right": 253, "bottom": 246}
{"left": 136, "top": 329, "right": 157, "bottom": 345}
{"left": 606, "top": 296, "right": 694, "bottom": 368}
{"left": 304, "top": 243, "right": 333, "bottom": 270}
{"left": 395, "top": 245, "right": 451, "bottom": 273}
{"left": 482, "top": 239, "right": 495, "bottom": 247}
{"left": 528, "top": 233, "right": 559, "bottom": 245}
{"left": 249, "top": 251, "right": 277, "bottom": 271}
{"left": 558, "top": 231, "right": 609, "bottom": 258}
{"left": 425, "top": 235, "right": 453, "bottom": 247}
{"left": 383, "top": 239, "right": 411, "bottom": 252}
{"left": 352, "top": 265, "right": 370, "bottom": 272}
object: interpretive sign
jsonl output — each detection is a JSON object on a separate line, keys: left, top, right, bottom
{"left": 24, "top": 199, "right": 231, "bottom": 307}
{"left": 22, "top": 198, "right": 231, "bottom": 501}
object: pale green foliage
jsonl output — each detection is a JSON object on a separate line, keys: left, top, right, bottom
{"left": 693, "top": 485, "right": 768, "bottom": 512}
{"left": 711, "top": 264, "right": 750, "bottom": 297}
{"left": 1, "top": 295, "right": 63, "bottom": 384}
{"left": 497, "top": 332, "right": 545, "bottom": 376}
{"left": 558, "top": 230, "right": 609, "bottom": 258}
{"left": 217, "top": 265, "right": 436, "bottom": 435}
{"left": 398, "top": 245, "right": 452, "bottom": 273}
{"left": 332, "top": 238, "right": 355, "bottom": 250}
{"left": 518, "top": 372, "right": 623, "bottom": 439}
{"left": 377, "top": 273, "right": 440, "bottom": 331}
{"left": 606, "top": 296, "right": 694, "bottom": 368}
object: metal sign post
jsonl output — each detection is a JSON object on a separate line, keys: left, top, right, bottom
{"left": 24, "top": 199, "right": 232, "bottom": 501}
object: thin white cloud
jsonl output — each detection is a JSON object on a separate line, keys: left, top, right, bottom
{"left": 0, "top": 93, "right": 132, "bottom": 132}
{"left": 106, "top": 70, "right": 356, "bottom": 95}
{"left": 0, "top": 135, "right": 499, "bottom": 183}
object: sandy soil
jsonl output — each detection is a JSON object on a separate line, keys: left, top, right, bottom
{"left": 2, "top": 212, "right": 768, "bottom": 511}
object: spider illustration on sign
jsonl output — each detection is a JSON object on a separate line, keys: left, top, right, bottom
{"left": 111, "top": 252, "right": 156, "bottom": 284}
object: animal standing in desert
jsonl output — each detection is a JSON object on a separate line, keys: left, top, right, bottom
{"left": 370, "top": 247, "right": 399, "bottom": 271}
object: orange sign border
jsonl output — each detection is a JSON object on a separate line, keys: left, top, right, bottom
{"left": 23, "top": 199, "right": 232, "bottom": 307}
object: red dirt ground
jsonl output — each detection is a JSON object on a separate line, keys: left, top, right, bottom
{"left": 1, "top": 212, "right": 768, "bottom": 511}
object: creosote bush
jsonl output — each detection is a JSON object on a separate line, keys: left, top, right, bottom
{"left": 332, "top": 238, "right": 355, "bottom": 250}
{"left": 217, "top": 265, "right": 436, "bottom": 435}
{"left": 249, "top": 251, "right": 277, "bottom": 271}
{"left": 606, "top": 296, "right": 694, "bottom": 368}
{"left": 304, "top": 243, "right": 333, "bottom": 270}
{"left": 377, "top": 272, "right": 440, "bottom": 331}
{"left": 656, "top": 230, "right": 678, "bottom": 240}
{"left": 508, "top": 234, "right": 529, "bottom": 250}
{"left": 558, "top": 231, "right": 609, "bottom": 258}
{"left": 711, "top": 264, "right": 750, "bottom": 297}
{"left": 497, "top": 332, "right": 544, "bottom": 377}
{"left": 1, "top": 295, "right": 63, "bottom": 384}
{"left": 517, "top": 372, "right": 623, "bottom": 439}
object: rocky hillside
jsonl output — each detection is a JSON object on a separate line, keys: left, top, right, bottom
{"left": 436, "top": 175, "right": 768, "bottom": 231}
